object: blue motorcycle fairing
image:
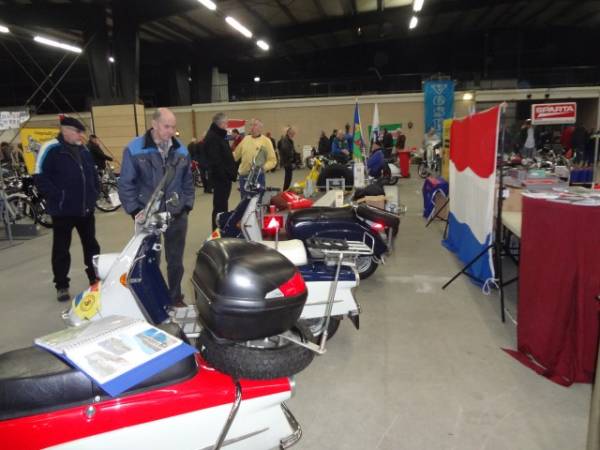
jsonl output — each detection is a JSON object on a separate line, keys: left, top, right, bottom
{"left": 298, "top": 262, "right": 356, "bottom": 282}
{"left": 220, "top": 196, "right": 252, "bottom": 238}
{"left": 128, "top": 234, "right": 171, "bottom": 324}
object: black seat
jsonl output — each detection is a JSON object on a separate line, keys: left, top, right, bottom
{"left": 355, "top": 203, "right": 400, "bottom": 229}
{"left": 287, "top": 207, "right": 355, "bottom": 223}
{"left": 0, "top": 323, "right": 197, "bottom": 421}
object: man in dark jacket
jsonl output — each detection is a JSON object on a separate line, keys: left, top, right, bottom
{"left": 118, "top": 108, "right": 195, "bottom": 308}
{"left": 318, "top": 131, "right": 330, "bottom": 155}
{"left": 34, "top": 117, "right": 100, "bottom": 302}
{"left": 205, "top": 112, "right": 236, "bottom": 229}
{"left": 88, "top": 134, "right": 113, "bottom": 172}
{"left": 278, "top": 126, "right": 296, "bottom": 191}
{"left": 382, "top": 129, "right": 393, "bottom": 157}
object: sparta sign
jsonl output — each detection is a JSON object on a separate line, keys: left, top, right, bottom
{"left": 531, "top": 102, "right": 577, "bottom": 125}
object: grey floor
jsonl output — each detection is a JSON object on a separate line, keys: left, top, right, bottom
{"left": 0, "top": 169, "right": 591, "bottom": 449}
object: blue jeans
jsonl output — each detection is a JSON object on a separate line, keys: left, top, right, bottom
{"left": 239, "top": 173, "right": 265, "bottom": 199}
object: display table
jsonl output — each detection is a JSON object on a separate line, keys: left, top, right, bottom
{"left": 506, "top": 197, "right": 600, "bottom": 386}
{"left": 501, "top": 211, "right": 522, "bottom": 238}
{"left": 422, "top": 176, "right": 448, "bottom": 218}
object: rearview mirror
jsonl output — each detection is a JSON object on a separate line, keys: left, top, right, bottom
{"left": 253, "top": 147, "right": 268, "bottom": 168}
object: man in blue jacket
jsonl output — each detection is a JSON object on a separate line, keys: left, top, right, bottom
{"left": 118, "top": 108, "right": 195, "bottom": 308}
{"left": 34, "top": 117, "right": 100, "bottom": 302}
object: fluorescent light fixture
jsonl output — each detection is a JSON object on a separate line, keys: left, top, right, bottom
{"left": 254, "top": 76, "right": 260, "bottom": 82}
{"left": 463, "top": 92, "right": 474, "bottom": 101}
{"left": 108, "top": 56, "right": 115, "bottom": 63}
{"left": 0, "top": 25, "right": 9, "bottom": 34}
{"left": 34, "top": 35, "right": 82, "bottom": 53}
{"left": 256, "top": 40, "right": 269, "bottom": 51}
{"left": 198, "top": 0, "right": 217, "bottom": 10}
{"left": 413, "top": 0, "right": 424, "bottom": 12}
{"left": 409, "top": 16, "right": 418, "bottom": 29}
{"left": 225, "top": 16, "right": 252, "bottom": 38}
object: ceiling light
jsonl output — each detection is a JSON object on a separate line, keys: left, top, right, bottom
{"left": 256, "top": 40, "right": 269, "bottom": 51}
{"left": 34, "top": 35, "right": 82, "bottom": 53}
{"left": 197, "top": 0, "right": 217, "bottom": 10}
{"left": 108, "top": 56, "right": 115, "bottom": 63}
{"left": 409, "top": 16, "right": 418, "bottom": 29}
{"left": 254, "top": 76, "right": 260, "bottom": 82}
{"left": 225, "top": 16, "right": 252, "bottom": 38}
{"left": 463, "top": 92, "right": 474, "bottom": 101}
{"left": 0, "top": 25, "right": 9, "bottom": 34}
{"left": 413, "top": 0, "right": 424, "bottom": 12}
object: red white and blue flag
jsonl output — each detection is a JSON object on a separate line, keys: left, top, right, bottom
{"left": 443, "top": 105, "right": 501, "bottom": 285}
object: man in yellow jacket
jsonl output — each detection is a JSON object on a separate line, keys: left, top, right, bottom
{"left": 234, "top": 118, "right": 277, "bottom": 198}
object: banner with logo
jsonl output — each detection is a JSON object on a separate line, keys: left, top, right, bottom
{"left": 0, "top": 110, "right": 29, "bottom": 131}
{"left": 531, "top": 102, "right": 576, "bottom": 125}
{"left": 226, "top": 119, "right": 246, "bottom": 136}
{"left": 424, "top": 80, "right": 455, "bottom": 138}
{"left": 20, "top": 127, "right": 59, "bottom": 174}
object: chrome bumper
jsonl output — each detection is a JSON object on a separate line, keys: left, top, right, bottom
{"left": 280, "top": 402, "right": 302, "bottom": 449}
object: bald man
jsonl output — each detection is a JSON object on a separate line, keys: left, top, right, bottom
{"left": 118, "top": 108, "right": 195, "bottom": 308}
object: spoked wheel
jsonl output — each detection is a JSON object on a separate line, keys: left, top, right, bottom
{"left": 417, "top": 162, "right": 429, "bottom": 179}
{"left": 198, "top": 323, "right": 315, "bottom": 380}
{"left": 356, "top": 255, "right": 378, "bottom": 280}
{"left": 5, "top": 194, "right": 37, "bottom": 226}
{"left": 95, "top": 181, "right": 121, "bottom": 212}
{"left": 34, "top": 200, "right": 52, "bottom": 228}
{"left": 301, "top": 316, "right": 341, "bottom": 341}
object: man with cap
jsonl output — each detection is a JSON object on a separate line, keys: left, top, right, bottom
{"left": 34, "top": 116, "right": 101, "bottom": 302}
{"left": 118, "top": 108, "right": 194, "bottom": 308}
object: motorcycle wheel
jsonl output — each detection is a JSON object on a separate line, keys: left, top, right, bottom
{"left": 301, "top": 316, "right": 341, "bottom": 341}
{"left": 356, "top": 256, "right": 378, "bottom": 280}
{"left": 198, "top": 322, "right": 315, "bottom": 380}
{"left": 95, "top": 181, "right": 121, "bottom": 212}
{"left": 417, "top": 162, "right": 429, "bottom": 179}
{"left": 383, "top": 176, "right": 400, "bottom": 185}
{"left": 35, "top": 202, "right": 53, "bottom": 228}
{"left": 5, "top": 195, "right": 37, "bottom": 226}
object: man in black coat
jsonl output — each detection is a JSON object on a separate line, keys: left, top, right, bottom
{"left": 87, "top": 134, "right": 113, "bottom": 172}
{"left": 34, "top": 117, "right": 100, "bottom": 302}
{"left": 278, "top": 127, "right": 296, "bottom": 191}
{"left": 205, "top": 113, "right": 237, "bottom": 229}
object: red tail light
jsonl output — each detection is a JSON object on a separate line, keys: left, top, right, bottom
{"left": 371, "top": 222, "right": 385, "bottom": 232}
{"left": 279, "top": 272, "right": 306, "bottom": 297}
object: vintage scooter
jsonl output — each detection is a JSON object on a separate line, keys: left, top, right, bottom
{"left": 218, "top": 168, "right": 400, "bottom": 280}
{"left": 0, "top": 163, "right": 311, "bottom": 449}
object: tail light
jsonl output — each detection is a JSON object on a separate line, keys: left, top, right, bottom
{"left": 263, "top": 206, "right": 284, "bottom": 235}
{"left": 266, "top": 272, "right": 306, "bottom": 298}
{"left": 371, "top": 222, "right": 385, "bottom": 232}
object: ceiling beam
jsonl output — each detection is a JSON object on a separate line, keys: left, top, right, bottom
{"left": 176, "top": 14, "right": 213, "bottom": 38}
{"left": 312, "top": 0, "right": 327, "bottom": 17}
{"left": 160, "top": 17, "right": 205, "bottom": 41}
{"left": 516, "top": 0, "right": 555, "bottom": 25}
{"left": 275, "top": 0, "right": 300, "bottom": 24}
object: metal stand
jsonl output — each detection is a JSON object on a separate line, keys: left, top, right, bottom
{"left": 280, "top": 236, "right": 373, "bottom": 355}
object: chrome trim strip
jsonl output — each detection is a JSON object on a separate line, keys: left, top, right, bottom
{"left": 213, "top": 379, "right": 242, "bottom": 450}
{"left": 280, "top": 402, "right": 302, "bottom": 449}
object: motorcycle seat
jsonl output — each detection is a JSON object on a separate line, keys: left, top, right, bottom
{"left": 288, "top": 206, "right": 355, "bottom": 223}
{"left": 0, "top": 323, "right": 197, "bottom": 421}
{"left": 260, "top": 239, "right": 308, "bottom": 266}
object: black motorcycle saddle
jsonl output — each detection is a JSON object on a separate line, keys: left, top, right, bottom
{"left": 0, "top": 322, "right": 197, "bottom": 421}
{"left": 355, "top": 203, "right": 400, "bottom": 229}
{"left": 288, "top": 206, "right": 355, "bottom": 223}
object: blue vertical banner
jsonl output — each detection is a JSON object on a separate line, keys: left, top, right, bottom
{"left": 424, "top": 80, "right": 455, "bottom": 137}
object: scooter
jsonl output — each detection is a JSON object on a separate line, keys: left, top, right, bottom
{"left": 213, "top": 151, "right": 364, "bottom": 341}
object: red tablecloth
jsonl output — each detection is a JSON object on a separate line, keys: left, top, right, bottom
{"left": 506, "top": 197, "right": 600, "bottom": 386}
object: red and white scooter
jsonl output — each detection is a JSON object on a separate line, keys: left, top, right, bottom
{"left": 0, "top": 162, "right": 308, "bottom": 449}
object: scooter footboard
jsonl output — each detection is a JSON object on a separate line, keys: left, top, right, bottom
{"left": 301, "top": 279, "right": 359, "bottom": 319}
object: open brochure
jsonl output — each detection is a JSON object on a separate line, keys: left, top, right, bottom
{"left": 35, "top": 315, "right": 196, "bottom": 397}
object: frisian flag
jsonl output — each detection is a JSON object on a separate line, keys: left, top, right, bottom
{"left": 442, "top": 105, "right": 501, "bottom": 286}
{"left": 351, "top": 102, "right": 365, "bottom": 160}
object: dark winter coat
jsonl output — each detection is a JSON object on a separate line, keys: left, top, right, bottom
{"left": 205, "top": 122, "right": 237, "bottom": 183}
{"left": 278, "top": 135, "right": 295, "bottom": 168}
{"left": 34, "top": 134, "right": 99, "bottom": 217}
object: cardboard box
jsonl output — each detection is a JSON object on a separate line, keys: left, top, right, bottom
{"left": 357, "top": 195, "right": 386, "bottom": 210}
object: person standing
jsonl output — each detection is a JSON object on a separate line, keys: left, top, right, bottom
{"left": 87, "top": 134, "right": 113, "bottom": 172}
{"left": 205, "top": 113, "right": 237, "bottom": 229}
{"left": 278, "top": 126, "right": 296, "bottom": 191}
{"left": 34, "top": 117, "right": 100, "bottom": 302}
{"left": 519, "top": 119, "right": 536, "bottom": 159}
{"left": 395, "top": 130, "right": 406, "bottom": 151}
{"left": 381, "top": 128, "right": 393, "bottom": 157}
{"left": 118, "top": 108, "right": 195, "bottom": 308}
{"left": 331, "top": 130, "right": 350, "bottom": 163}
{"left": 234, "top": 118, "right": 277, "bottom": 198}
{"left": 318, "top": 131, "right": 330, "bottom": 155}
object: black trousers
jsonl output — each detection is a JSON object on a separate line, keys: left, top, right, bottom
{"left": 51, "top": 215, "right": 100, "bottom": 290}
{"left": 163, "top": 212, "right": 188, "bottom": 303}
{"left": 200, "top": 166, "right": 211, "bottom": 192}
{"left": 212, "top": 180, "right": 232, "bottom": 230}
{"left": 283, "top": 166, "right": 293, "bottom": 191}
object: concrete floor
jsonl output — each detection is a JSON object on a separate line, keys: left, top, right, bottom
{"left": 0, "top": 168, "right": 591, "bottom": 449}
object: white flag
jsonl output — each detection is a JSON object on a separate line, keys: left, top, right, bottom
{"left": 371, "top": 103, "right": 380, "bottom": 145}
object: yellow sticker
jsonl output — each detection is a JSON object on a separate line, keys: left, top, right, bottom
{"left": 74, "top": 283, "right": 101, "bottom": 320}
